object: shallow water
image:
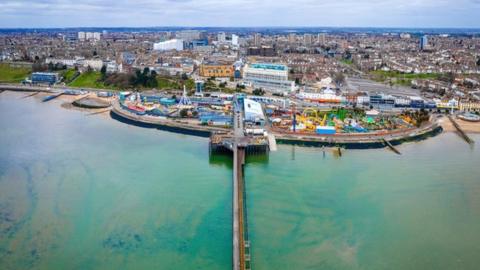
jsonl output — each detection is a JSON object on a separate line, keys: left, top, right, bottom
{"left": 1, "top": 91, "right": 479, "bottom": 270}
{"left": 0, "top": 92, "right": 232, "bottom": 270}
{"left": 246, "top": 131, "right": 480, "bottom": 270}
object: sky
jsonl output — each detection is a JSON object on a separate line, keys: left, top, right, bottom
{"left": 0, "top": 0, "right": 479, "bottom": 28}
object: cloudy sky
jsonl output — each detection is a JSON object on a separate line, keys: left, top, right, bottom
{"left": 0, "top": 0, "right": 479, "bottom": 28}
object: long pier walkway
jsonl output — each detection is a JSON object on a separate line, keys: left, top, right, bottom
{"left": 232, "top": 97, "right": 251, "bottom": 270}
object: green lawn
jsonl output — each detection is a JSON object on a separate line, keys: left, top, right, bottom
{"left": 61, "top": 69, "right": 77, "bottom": 82}
{"left": 157, "top": 77, "right": 180, "bottom": 89}
{"left": 371, "top": 70, "right": 441, "bottom": 80}
{"left": 340, "top": 59, "right": 353, "bottom": 65}
{"left": 68, "top": 71, "right": 114, "bottom": 89}
{"left": 0, "top": 63, "right": 31, "bottom": 83}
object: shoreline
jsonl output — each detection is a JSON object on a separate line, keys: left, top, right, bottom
{"left": 110, "top": 99, "right": 445, "bottom": 149}
{"left": 3, "top": 88, "right": 479, "bottom": 148}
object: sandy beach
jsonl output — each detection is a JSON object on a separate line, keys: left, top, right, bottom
{"left": 438, "top": 116, "right": 480, "bottom": 134}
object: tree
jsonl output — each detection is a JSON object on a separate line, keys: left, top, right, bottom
{"left": 181, "top": 73, "right": 188, "bottom": 80}
{"left": 253, "top": 88, "right": 265, "bottom": 96}
{"left": 100, "top": 65, "right": 107, "bottom": 80}
{"left": 334, "top": 72, "right": 345, "bottom": 85}
{"left": 179, "top": 109, "right": 189, "bottom": 118}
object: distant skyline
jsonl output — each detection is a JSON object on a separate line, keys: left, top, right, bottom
{"left": 1, "top": 0, "right": 480, "bottom": 29}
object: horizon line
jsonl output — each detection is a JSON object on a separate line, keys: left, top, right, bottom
{"left": 1, "top": 25, "right": 480, "bottom": 30}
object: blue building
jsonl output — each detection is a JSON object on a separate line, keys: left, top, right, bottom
{"left": 31, "top": 72, "right": 58, "bottom": 85}
{"left": 420, "top": 35, "right": 428, "bottom": 50}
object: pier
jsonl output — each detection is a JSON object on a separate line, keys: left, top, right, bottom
{"left": 448, "top": 115, "right": 475, "bottom": 145}
{"left": 231, "top": 97, "right": 252, "bottom": 270}
{"left": 210, "top": 97, "right": 262, "bottom": 270}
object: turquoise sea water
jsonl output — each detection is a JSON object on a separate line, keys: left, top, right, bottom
{"left": 1, "top": 91, "right": 480, "bottom": 270}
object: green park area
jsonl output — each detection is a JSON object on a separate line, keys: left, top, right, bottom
{"left": 68, "top": 71, "right": 114, "bottom": 89}
{"left": 61, "top": 69, "right": 78, "bottom": 82}
{"left": 370, "top": 70, "right": 442, "bottom": 86}
{"left": 0, "top": 63, "right": 31, "bottom": 83}
{"left": 67, "top": 70, "right": 195, "bottom": 91}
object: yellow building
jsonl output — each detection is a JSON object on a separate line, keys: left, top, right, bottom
{"left": 459, "top": 102, "right": 480, "bottom": 112}
{"left": 199, "top": 62, "right": 234, "bottom": 78}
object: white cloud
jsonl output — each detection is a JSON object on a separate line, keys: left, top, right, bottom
{"left": 0, "top": 0, "right": 479, "bottom": 28}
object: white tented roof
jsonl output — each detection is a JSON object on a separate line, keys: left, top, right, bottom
{"left": 244, "top": 99, "right": 265, "bottom": 121}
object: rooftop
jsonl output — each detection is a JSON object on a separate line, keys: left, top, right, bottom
{"left": 250, "top": 63, "right": 287, "bottom": 71}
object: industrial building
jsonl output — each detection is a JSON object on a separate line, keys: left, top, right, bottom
{"left": 199, "top": 62, "right": 234, "bottom": 78}
{"left": 153, "top": 39, "right": 184, "bottom": 51}
{"left": 243, "top": 63, "right": 295, "bottom": 94}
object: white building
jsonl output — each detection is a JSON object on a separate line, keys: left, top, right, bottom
{"left": 78, "top": 32, "right": 86, "bottom": 41}
{"left": 78, "top": 59, "right": 104, "bottom": 71}
{"left": 93, "top": 32, "right": 101, "bottom": 41}
{"left": 105, "top": 61, "right": 118, "bottom": 73}
{"left": 232, "top": 34, "right": 239, "bottom": 46}
{"left": 243, "top": 63, "right": 295, "bottom": 94}
{"left": 297, "top": 88, "right": 344, "bottom": 103}
{"left": 86, "top": 32, "right": 94, "bottom": 40}
{"left": 153, "top": 39, "right": 184, "bottom": 51}
{"left": 79, "top": 32, "right": 101, "bottom": 41}
{"left": 217, "top": 32, "right": 226, "bottom": 43}
{"left": 45, "top": 58, "right": 77, "bottom": 67}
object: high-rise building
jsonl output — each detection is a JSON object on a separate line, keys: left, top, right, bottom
{"left": 420, "top": 35, "right": 428, "bottom": 50}
{"left": 93, "top": 32, "right": 101, "bottom": 41}
{"left": 254, "top": 33, "right": 261, "bottom": 46}
{"left": 78, "top": 32, "right": 86, "bottom": 41}
{"left": 231, "top": 34, "right": 239, "bottom": 46}
{"left": 304, "top": 34, "right": 313, "bottom": 45}
{"left": 218, "top": 32, "right": 226, "bottom": 43}
{"left": 176, "top": 30, "right": 202, "bottom": 42}
{"left": 288, "top": 33, "right": 296, "bottom": 43}
{"left": 317, "top": 33, "right": 326, "bottom": 44}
